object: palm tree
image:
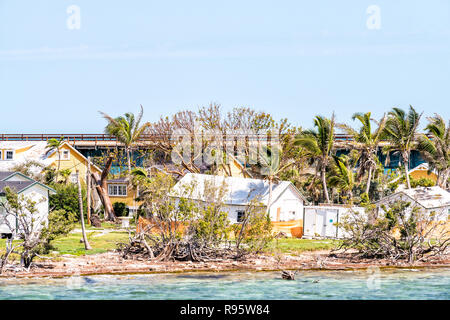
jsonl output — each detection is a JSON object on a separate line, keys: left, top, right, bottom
{"left": 417, "top": 114, "right": 450, "bottom": 189}
{"left": 294, "top": 115, "right": 335, "bottom": 203}
{"left": 259, "top": 145, "right": 294, "bottom": 213}
{"left": 328, "top": 154, "right": 355, "bottom": 204}
{"left": 339, "top": 112, "right": 387, "bottom": 196}
{"left": 100, "top": 105, "right": 150, "bottom": 173}
{"left": 46, "top": 136, "right": 65, "bottom": 183}
{"left": 382, "top": 106, "right": 422, "bottom": 189}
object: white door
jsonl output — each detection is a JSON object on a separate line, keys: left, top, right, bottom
{"left": 303, "top": 208, "right": 316, "bottom": 237}
{"left": 315, "top": 210, "right": 326, "bottom": 237}
{"left": 325, "top": 210, "right": 338, "bottom": 238}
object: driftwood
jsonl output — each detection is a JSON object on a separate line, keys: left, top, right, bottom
{"left": 118, "top": 225, "right": 245, "bottom": 263}
{"left": 281, "top": 270, "right": 297, "bottom": 280}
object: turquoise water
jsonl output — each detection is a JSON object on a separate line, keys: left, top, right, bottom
{"left": 0, "top": 268, "right": 449, "bottom": 300}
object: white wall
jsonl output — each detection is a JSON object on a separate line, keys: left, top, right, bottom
{"left": 0, "top": 185, "right": 49, "bottom": 236}
{"left": 303, "top": 206, "right": 365, "bottom": 239}
{"left": 268, "top": 186, "right": 304, "bottom": 222}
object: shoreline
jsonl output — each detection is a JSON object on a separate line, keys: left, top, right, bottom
{"left": 2, "top": 250, "right": 449, "bottom": 279}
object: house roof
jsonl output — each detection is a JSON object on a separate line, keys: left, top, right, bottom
{"left": 0, "top": 171, "right": 35, "bottom": 182}
{"left": 0, "top": 172, "right": 13, "bottom": 180}
{"left": 0, "top": 141, "right": 102, "bottom": 174}
{"left": 0, "top": 181, "right": 35, "bottom": 194}
{"left": 171, "top": 173, "right": 306, "bottom": 206}
{"left": 0, "top": 171, "right": 56, "bottom": 195}
{"left": 378, "top": 186, "right": 450, "bottom": 209}
{"left": 107, "top": 177, "right": 129, "bottom": 184}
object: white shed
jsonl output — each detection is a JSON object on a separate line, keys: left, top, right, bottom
{"left": 170, "top": 173, "right": 307, "bottom": 223}
{"left": 303, "top": 205, "right": 365, "bottom": 239}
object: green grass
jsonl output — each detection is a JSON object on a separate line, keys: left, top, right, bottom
{"left": 50, "top": 231, "right": 129, "bottom": 256}
{"left": 1, "top": 226, "right": 335, "bottom": 261}
{"left": 266, "top": 238, "right": 339, "bottom": 255}
{"left": 0, "top": 231, "right": 130, "bottom": 258}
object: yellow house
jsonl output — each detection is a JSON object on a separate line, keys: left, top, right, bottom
{"left": 408, "top": 163, "right": 438, "bottom": 183}
{"left": 47, "top": 142, "right": 102, "bottom": 183}
{"left": 0, "top": 141, "right": 101, "bottom": 183}
{"left": 106, "top": 177, "right": 140, "bottom": 215}
{"left": 216, "top": 154, "right": 252, "bottom": 178}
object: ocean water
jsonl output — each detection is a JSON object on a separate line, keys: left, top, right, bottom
{"left": 0, "top": 268, "right": 449, "bottom": 300}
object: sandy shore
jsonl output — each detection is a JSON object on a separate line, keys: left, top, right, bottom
{"left": 1, "top": 250, "right": 449, "bottom": 278}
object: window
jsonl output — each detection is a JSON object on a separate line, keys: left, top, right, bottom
{"left": 5, "top": 150, "right": 14, "bottom": 160}
{"left": 236, "top": 210, "right": 245, "bottom": 223}
{"left": 108, "top": 184, "right": 127, "bottom": 196}
{"left": 61, "top": 150, "right": 70, "bottom": 160}
{"left": 0, "top": 151, "right": 2, "bottom": 160}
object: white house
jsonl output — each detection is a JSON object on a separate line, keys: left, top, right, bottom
{"left": 0, "top": 171, "right": 55, "bottom": 238}
{"left": 170, "top": 173, "right": 307, "bottom": 223}
{"left": 376, "top": 186, "right": 450, "bottom": 221}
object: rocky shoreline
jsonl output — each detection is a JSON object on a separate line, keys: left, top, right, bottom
{"left": 1, "top": 250, "right": 449, "bottom": 278}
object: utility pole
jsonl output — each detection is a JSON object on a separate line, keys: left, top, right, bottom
{"left": 87, "top": 157, "right": 91, "bottom": 225}
{"left": 77, "top": 170, "right": 92, "bottom": 250}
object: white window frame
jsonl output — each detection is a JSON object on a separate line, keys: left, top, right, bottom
{"left": 61, "top": 150, "right": 70, "bottom": 160}
{"left": 108, "top": 184, "right": 128, "bottom": 197}
{"left": 5, "top": 150, "right": 14, "bottom": 161}
{"left": 0, "top": 150, "right": 2, "bottom": 160}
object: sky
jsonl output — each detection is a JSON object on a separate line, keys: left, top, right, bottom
{"left": 1, "top": 0, "right": 450, "bottom": 133}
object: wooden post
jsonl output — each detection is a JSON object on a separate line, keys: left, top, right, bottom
{"left": 77, "top": 170, "right": 92, "bottom": 250}
{"left": 87, "top": 157, "right": 91, "bottom": 225}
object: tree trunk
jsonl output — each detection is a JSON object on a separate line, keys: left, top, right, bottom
{"left": 77, "top": 170, "right": 92, "bottom": 250}
{"left": 91, "top": 156, "right": 116, "bottom": 222}
{"left": 267, "top": 179, "right": 273, "bottom": 216}
{"left": 55, "top": 149, "right": 61, "bottom": 183}
{"left": 403, "top": 153, "right": 411, "bottom": 189}
{"left": 365, "top": 166, "right": 373, "bottom": 195}
{"left": 86, "top": 157, "right": 91, "bottom": 225}
{"left": 440, "top": 169, "right": 450, "bottom": 189}
{"left": 127, "top": 148, "right": 132, "bottom": 174}
{"left": 321, "top": 167, "right": 330, "bottom": 203}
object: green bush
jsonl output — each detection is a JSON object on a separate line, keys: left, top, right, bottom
{"left": 49, "top": 183, "right": 86, "bottom": 221}
{"left": 113, "top": 202, "right": 129, "bottom": 217}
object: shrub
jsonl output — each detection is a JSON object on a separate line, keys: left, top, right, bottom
{"left": 49, "top": 183, "right": 86, "bottom": 221}
{"left": 113, "top": 202, "right": 129, "bottom": 217}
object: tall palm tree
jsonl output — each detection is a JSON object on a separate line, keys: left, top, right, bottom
{"left": 46, "top": 136, "right": 65, "bottom": 183}
{"left": 294, "top": 115, "right": 335, "bottom": 203}
{"left": 100, "top": 105, "right": 150, "bottom": 173}
{"left": 382, "top": 106, "right": 422, "bottom": 189}
{"left": 417, "top": 114, "right": 450, "bottom": 189}
{"left": 328, "top": 154, "right": 355, "bottom": 204}
{"left": 259, "top": 145, "right": 294, "bottom": 213}
{"left": 339, "top": 112, "right": 387, "bottom": 196}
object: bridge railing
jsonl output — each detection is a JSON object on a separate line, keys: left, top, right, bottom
{"left": 0, "top": 133, "right": 356, "bottom": 141}
{"left": 0, "top": 133, "right": 430, "bottom": 142}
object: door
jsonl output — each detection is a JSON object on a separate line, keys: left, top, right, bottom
{"left": 315, "top": 210, "right": 326, "bottom": 237}
{"left": 325, "top": 210, "right": 338, "bottom": 238}
{"left": 303, "top": 208, "right": 316, "bottom": 237}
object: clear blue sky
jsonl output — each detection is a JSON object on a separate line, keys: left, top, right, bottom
{"left": 1, "top": 0, "right": 450, "bottom": 133}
